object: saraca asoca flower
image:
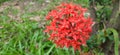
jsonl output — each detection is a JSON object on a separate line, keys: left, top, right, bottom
{"left": 44, "top": 3, "right": 94, "bottom": 50}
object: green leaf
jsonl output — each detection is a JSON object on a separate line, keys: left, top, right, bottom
{"left": 106, "top": 28, "right": 119, "bottom": 55}
{"left": 45, "top": 44, "right": 55, "bottom": 55}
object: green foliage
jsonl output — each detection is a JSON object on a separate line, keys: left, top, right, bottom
{"left": 0, "top": 0, "right": 9, "bottom": 4}
{"left": 69, "top": 0, "right": 89, "bottom": 7}
{"left": 96, "top": 6, "right": 112, "bottom": 21}
{"left": 87, "top": 28, "right": 119, "bottom": 55}
{"left": 95, "top": 0, "right": 112, "bottom": 5}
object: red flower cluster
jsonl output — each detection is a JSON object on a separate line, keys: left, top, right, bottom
{"left": 45, "top": 3, "right": 94, "bottom": 50}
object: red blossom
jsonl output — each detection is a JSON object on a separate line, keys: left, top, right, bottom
{"left": 45, "top": 3, "right": 94, "bottom": 50}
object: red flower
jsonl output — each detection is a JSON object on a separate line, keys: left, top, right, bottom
{"left": 45, "top": 3, "right": 94, "bottom": 50}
